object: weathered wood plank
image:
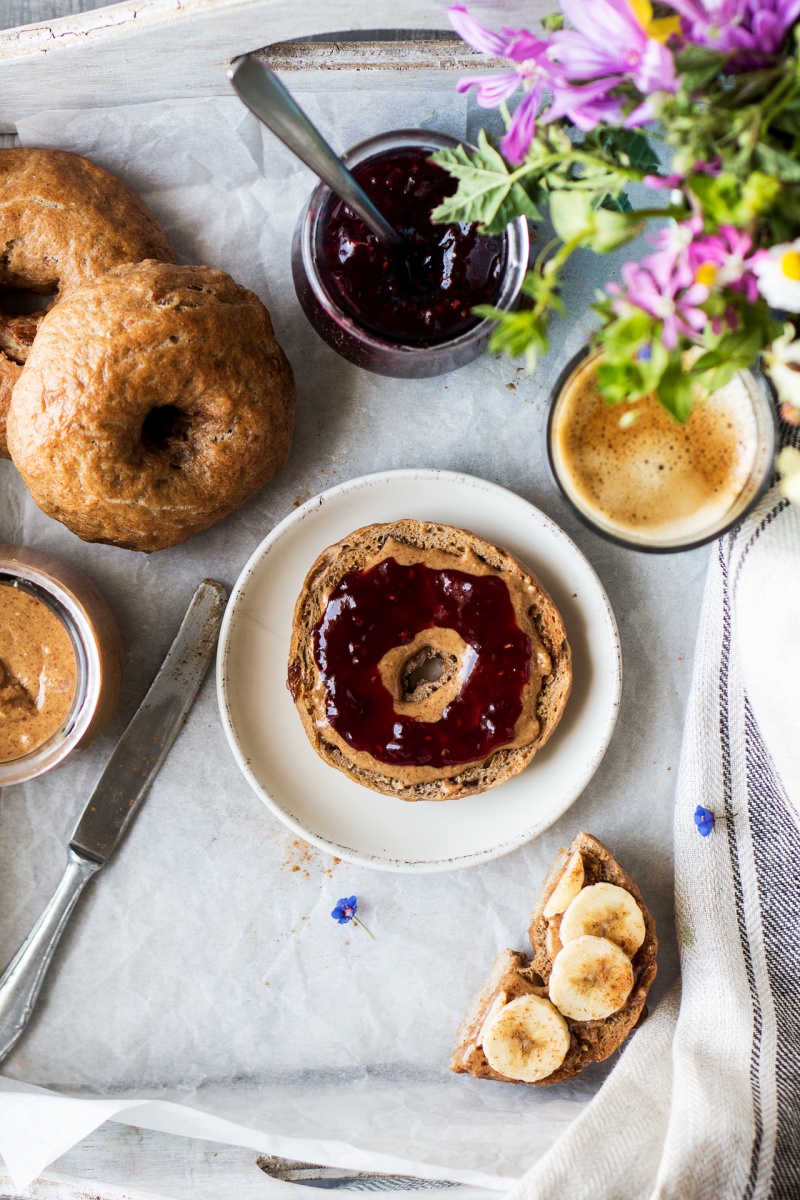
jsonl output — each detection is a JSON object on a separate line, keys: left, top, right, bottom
{"left": 0, "top": 0, "right": 557, "bottom": 130}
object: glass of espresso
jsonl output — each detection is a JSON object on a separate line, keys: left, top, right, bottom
{"left": 291, "top": 130, "right": 529, "bottom": 378}
{"left": 546, "top": 348, "right": 777, "bottom": 552}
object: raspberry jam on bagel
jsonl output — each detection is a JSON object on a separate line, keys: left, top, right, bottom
{"left": 287, "top": 521, "right": 572, "bottom": 802}
{"left": 316, "top": 556, "right": 533, "bottom": 767}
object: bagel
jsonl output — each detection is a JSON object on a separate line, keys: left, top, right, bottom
{"left": 0, "top": 147, "right": 176, "bottom": 457}
{"left": 7, "top": 260, "right": 296, "bottom": 552}
{"left": 287, "top": 520, "right": 572, "bottom": 801}
{"left": 451, "top": 833, "right": 658, "bottom": 1085}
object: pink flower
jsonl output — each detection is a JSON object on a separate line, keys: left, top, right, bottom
{"left": 548, "top": 0, "right": 679, "bottom": 97}
{"left": 448, "top": 6, "right": 559, "bottom": 162}
{"left": 608, "top": 255, "right": 710, "bottom": 348}
{"left": 643, "top": 172, "right": 684, "bottom": 188}
{"left": 687, "top": 226, "right": 760, "bottom": 302}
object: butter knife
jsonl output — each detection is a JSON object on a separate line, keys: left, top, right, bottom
{"left": 0, "top": 579, "right": 227, "bottom": 1063}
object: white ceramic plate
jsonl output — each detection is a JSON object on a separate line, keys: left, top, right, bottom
{"left": 217, "top": 470, "right": 621, "bottom": 872}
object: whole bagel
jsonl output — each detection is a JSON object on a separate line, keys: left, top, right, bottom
{"left": 0, "top": 147, "right": 176, "bottom": 457}
{"left": 8, "top": 260, "right": 296, "bottom": 552}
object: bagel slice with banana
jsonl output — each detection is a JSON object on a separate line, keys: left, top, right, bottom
{"left": 451, "top": 832, "right": 657, "bottom": 1085}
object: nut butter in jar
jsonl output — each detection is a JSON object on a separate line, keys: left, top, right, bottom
{"left": 0, "top": 546, "right": 122, "bottom": 784}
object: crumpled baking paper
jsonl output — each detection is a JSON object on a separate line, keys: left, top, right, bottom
{"left": 0, "top": 86, "right": 707, "bottom": 1193}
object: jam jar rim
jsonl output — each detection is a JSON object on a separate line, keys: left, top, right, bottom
{"left": 544, "top": 345, "right": 779, "bottom": 555}
{"left": 0, "top": 548, "right": 109, "bottom": 785}
{"left": 299, "top": 128, "right": 530, "bottom": 357}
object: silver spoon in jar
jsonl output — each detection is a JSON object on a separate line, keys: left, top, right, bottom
{"left": 228, "top": 56, "right": 404, "bottom": 251}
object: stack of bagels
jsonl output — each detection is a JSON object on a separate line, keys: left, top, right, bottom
{"left": 0, "top": 148, "right": 295, "bottom": 552}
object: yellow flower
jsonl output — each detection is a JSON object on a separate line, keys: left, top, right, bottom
{"left": 628, "top": 0, "right": 681, "bottom": 39}
{"left": 628, "top": 0, "right": 681, "bottom": 41}
{"left": 695, "top": 262, "right": 717, "bottom": 289}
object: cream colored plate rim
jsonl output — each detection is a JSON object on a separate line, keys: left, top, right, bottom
{"left": 216, "top": 469, "right": 621, "bottom": 873}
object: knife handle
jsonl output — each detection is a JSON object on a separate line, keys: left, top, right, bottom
{"left": 0, "top": 849, "right": 100, "bottom": 1062}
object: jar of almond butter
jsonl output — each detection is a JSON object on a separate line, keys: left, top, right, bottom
{"left": 0, "top": 545, "right": 122, "bottom": 784}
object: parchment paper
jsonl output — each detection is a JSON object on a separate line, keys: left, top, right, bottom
{"left": 0, "top": 84, "right": 708, "bottom": 1191}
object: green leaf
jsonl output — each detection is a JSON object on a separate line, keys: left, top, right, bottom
{"left": 549, "top": 191, "right": 594, "bottom": 241}
{"left": 430, "top": 131, "right": 541, "bottom": 231}
{"left": 475, "top": 305, "right": 551, "bottom": 371}
{"left": 753, "top": 142, "right": 800, "bottom": 183}
{"left": 657, "top": 356, "right": 695, "bottom": 424}
{"left": 479, "top": 182, "right": 541, "bottom": 235}
{"left": 673, "top": 44, "right": 728, "bottom": 91}
{"left": 596, "top": 349, "right": 667, "bottom": 400}
{"left": 600, "top": 191, "right": 633, "bottom": 213}
{"left": 549, "top": 190, "right": 641, "bottom": 252}
{"left": 591, "top": 207, "right": 643, "bottom": 251}
{"left": 689, "top": 169, "right": 780, "bottom": 226}
{"left": 598, "top": 128, "right": 660, "bottom": 175}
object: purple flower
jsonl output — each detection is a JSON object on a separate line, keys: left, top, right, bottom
{"left": 331, "top": 895, "right": 375, "bottom": 939}
{"left": 548, "top": 0, "right": 679, "bottom": 98}
{"left": 608, "top": 252, "right": 710, "bottom": 348}
{"left": 669, "top": 0, "right": 800, "bottom": 66}
{"left": 694, "top": 805, "right": 716, "bottom": 836}
{"left": 447, "top": 2, "right": 675, "bottom": 162}
{"left": 687, "top": 225, "right": 760, "bottom": 302}
{"left": 331, "top": 895, "right": 358, "bottom": 924}
{"left": 643, "top": 214, "right": 703, "bottom": 275}
{"left": 449, "top": 7, "right": 556, "bottom": 162}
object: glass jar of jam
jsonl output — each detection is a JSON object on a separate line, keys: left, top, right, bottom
{"left": 0, "top": 545, "right": 122, "bottom": 784}
{"left": 291, "top": 130, "right": 529, "bottom": 378}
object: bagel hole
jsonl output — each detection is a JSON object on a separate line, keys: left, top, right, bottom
{"left": 0, "top": 288, "right": 53, "bottom": 315}
{"left": 0, "top": 289, "right": 54, "bottom": 362}
{"left": 401, "top": 647, "right": 458, "bottom": 703}
{"left": 142, "top": 404, "right": 192, "bottom": 460}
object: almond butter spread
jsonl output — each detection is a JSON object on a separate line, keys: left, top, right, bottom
{"left": 0, "top": 582, "right": 77, "bottom": 762}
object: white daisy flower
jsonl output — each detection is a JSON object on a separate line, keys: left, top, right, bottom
{"left": 764, "top": 324, "right": 800, "bottom": 419}
{"left": 754, "top": 239, "right": 800, "bottom": 312}
{"left": 777, "top": 446, "right": 800, "bottom": 505}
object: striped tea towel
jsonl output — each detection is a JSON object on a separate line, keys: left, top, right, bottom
{"left": 508, "top": 420, "right": 800, "bottom": 1200}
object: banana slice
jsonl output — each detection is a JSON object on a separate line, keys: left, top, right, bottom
{"left": 482, "top": 994, "right": 570, "bottom": 1083}
{"left": 543, "top": 850, "right": 585, "bottom": 919}
{"left": 548, "top": 935, "right": 634, "bottom": 1022}
{"left": 559, "top": 882, "right": 645, "bottom": 958}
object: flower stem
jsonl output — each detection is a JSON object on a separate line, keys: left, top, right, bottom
{"left": 353, "top": 917, "right": 376, "bottom": 941}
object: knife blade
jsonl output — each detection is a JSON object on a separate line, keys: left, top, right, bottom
{"left": 71, "top": 578, "right": 227, "bottom": 862}
{"left": 0, "top": 579, "right": 227, "bottom": 1063}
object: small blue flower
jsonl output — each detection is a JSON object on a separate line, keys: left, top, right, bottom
{"left": 638, "top": 343, "right": 653, "bottom": 362}
{"left": 694, "top": 805, "right": 716, "bottom": 837}
{"left": 330, "top": 895, "right": 375, "bottom": 940}
{"left": 332, "top": 896, "right": 358, "bottom": 924}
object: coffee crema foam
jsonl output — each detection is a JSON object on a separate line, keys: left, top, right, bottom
{"left": 551, "top": 357, "right": 759, "bottom": 544}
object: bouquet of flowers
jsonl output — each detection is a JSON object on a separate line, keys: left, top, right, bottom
{"left": 432, "top": 0, "right": 800, "bottom": 499}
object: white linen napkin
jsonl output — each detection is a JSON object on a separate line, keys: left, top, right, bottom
{"left": 508, "top": 417, "right": 800, "bottom": 1200}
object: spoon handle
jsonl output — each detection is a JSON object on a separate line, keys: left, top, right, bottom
{"left": 228, "top": 56, "right": 403, "bottom": 250}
